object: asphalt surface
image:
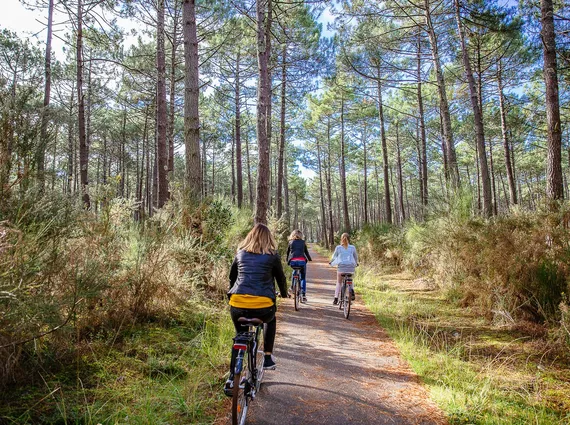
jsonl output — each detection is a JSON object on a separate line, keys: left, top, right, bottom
{"left": 231, "top": 247, "right": 447, "bottom": 425}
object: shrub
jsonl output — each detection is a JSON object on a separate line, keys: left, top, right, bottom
{"left": 0, "top": 192, "right": 252, "bottom": 387}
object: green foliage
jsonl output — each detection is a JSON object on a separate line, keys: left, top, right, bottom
{"left": 0, "top": 193, "right": 251, "bottom": 400}
{"left": 354, "top": 200, "right": 570, "bottom": 325}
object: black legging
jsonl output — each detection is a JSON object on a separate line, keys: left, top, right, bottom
{"left": 230, "top": 304, "right": 276, "bottom": 353}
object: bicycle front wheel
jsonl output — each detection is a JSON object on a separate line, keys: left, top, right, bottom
{"left": 343, "top": 283, "right": 351, "bottom": 319}
{"left": 232, "top": 351, "right": 249, "bottom": 425}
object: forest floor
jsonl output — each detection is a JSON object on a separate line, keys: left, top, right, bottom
{"left": 217, "top": 247, "right": 447, "bottom": 425}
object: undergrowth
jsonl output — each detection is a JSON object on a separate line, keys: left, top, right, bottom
{"left": 0, "top": 191, "right": 252, "bottom": 424}
{"left": 357, "top": 267, "right": 570, "bottom": 425}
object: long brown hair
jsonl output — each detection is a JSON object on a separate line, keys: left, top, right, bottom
{"left": 238, "top": 223, "right": 277, "bottom": 255}
{"left": 340, "top": 233, "right": 350, "bottom": 248}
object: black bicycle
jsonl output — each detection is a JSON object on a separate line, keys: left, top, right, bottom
{"left": 338, "top": 273, "right": 353, "bottom": 319}
{"left": 290, "top": 266, "right": 303, "bottom": 311}
{"left": 229, "top": 317, "right": 265, "bottom": 425}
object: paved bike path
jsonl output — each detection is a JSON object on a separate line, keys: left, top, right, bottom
{"left": 243, "top": 247, "right": 447, "bottom": 425}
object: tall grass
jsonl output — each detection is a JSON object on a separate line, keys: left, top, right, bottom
{"left": 358, "top": 269, "right": 570, "bottom": 425}
{"left": 0, "top": 192, "right": 252, "bottom": 423}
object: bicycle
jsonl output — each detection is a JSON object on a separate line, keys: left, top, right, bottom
{"left": 338, "top": 273, "right": 353, "bottom": 319}
{"left": 290, "top": 265, "right": 303, "bottom": 311}
{"left": 229, "top": 317, "right": 265, "bottom": 425}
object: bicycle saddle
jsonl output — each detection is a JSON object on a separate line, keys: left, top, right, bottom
{"left": 237, "top": 317, "right": 263, "bottom": 326}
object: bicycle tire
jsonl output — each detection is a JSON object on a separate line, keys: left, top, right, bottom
{"left": 339, "top": 282, "right": 344, "bottom": 310}
{"left": 254, "top": 326, "right": 264, "bottom": 392}
{"left": 293, "top": 276, "right": 299, "bottom": 311}
{"left": 232, "top": 351, "right": 249, "bottom": 425}
{"left": 343, "top": 282, "right": 351, "bottom": 319}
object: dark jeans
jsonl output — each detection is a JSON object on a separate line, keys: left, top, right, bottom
{"left": 230, "top": 304, "right": 276, "bottom": 353}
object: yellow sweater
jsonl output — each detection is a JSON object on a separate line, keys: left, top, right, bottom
{"left": 229, "top": 294, "right": 274, "bottom": 309}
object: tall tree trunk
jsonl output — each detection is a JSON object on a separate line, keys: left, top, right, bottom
{"left": 231, "top": 125, "right": 236, "bottom": 202}
{"left": 497, "top": 61, "right": 517, "bottom": 205}
{"left": 454, "top": 0, "right": 491, "bottom": 216}
{"left": 376, "top": 75, "right": 392, "bottom": 224}
{"left": 277, "top": 44, "right": 287, "bottom": 219}
{"left": 235, "top": 48, "right": 243, "bottom": 207}
{"left": 396, "top": 123, "right": 406, "bottom": 222}
{"left": 156, "top": 0, "right": 169, "bottom": 207}
{"left": 326, "top": 118, "right": 334, "bottom": 247}
{"left": 541, "top": 0, "right": 564, "bottom": 201}
{"left": 77, "top": 0, "right": 90, "bottom": 208}
{"left": 246, "top": 131, "right": 254, "bottom": 205}
{"left": 66, "top": 84, "right": 74, "bottom": 194}
{"left": 168, "top": 8, "right": 179, "bottom": 176}
{"left": 183, "top": 0, "right": 202, "bottom": 200}
{"left": 339, "top": 96, "right": 350, "bottom": 232}
{"left": 120, "top": 109, "right": 127, "bottom": 197}
{"left": 37, "top": 0, "right": 54, "bottom": 193}
{"left": 425, "top": 0, "right": 460, "bottom": 188}
{"left": 489, "top": 140, "right": 498, "bottom": 215}
{"left": 254, "top": 0, "right": 272, "bottom": 224}
{"left": 417, "top": 32, "right": 428, "bottom": 208}
{"left": 316, "top": 136, "right": 328, "bottom": 247}
{"left": 363, "top": 125, "right": 368, "bottom": 225}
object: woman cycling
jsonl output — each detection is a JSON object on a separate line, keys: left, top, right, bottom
{"left": 286, "top": 229, "right": 312, "bottom": 302}
{"left": 329, "top": 232, "right": 359, "bottom": 305}
{"left": 226, "top": 223, "right": 288, "bottom": 394}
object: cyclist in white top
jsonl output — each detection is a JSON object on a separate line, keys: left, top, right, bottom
{"left": 329, "top": 233, "right": 359, "bottom": 305}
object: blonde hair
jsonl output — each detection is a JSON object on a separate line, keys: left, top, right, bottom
{"left": 288, "top": 229, "right": 303, "bottom": 241}
{"left": 238, "top": 223, "right": 277, "bottom": 255}
{"left": 340, "top": 233, "right": 350, "bottom": 248}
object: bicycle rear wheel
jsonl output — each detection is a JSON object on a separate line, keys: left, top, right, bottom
{"left": 343, "top": 283, "right": 351, "bottom": 319}
{"left": 293, "top": 277, "right": 300, "bottom": 311}
{"left": 232, "top": 351, "right": 249, "bottom": 425}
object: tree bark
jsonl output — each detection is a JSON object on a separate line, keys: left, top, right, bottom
{"left": 396, "top": 123, "right": 406, "bottom": 223}
{"left": 37, "top": 0, "right": 54, "bottom": 193}
{"left": 168, "top": 6, "right": 179, "bottom": 175}
{"left": 235, "top": 48, "right": 243, "bottom": 207}
{"left": 183, "top": 0, "right": 202, "bottom": 200}
{"left": 277, "top": 44, "right": 287, "bottom": 219}
{"left": 425, "top": 0, "right": 460, "bottom": 189}
{"left": 362, "top": 124, "right": 368, "bottom": 225}
{"left": 417, "top": 32, "right": 428, "bottom": 208}
{"left": 376, "top": 75, "right": 392, "bottom": 224}
{"left": 156, "top": 0, "right": 169, "bottom": 208}
{"left": 254, "top": 0, "right": 272, "bottom": 224}
{"left": 497, "top": 60, "right": 517, "bottom": 205}
{"left": 541, "top": 0, "right": 564, "bottom": 201}
{"left": 326, "top": 117, "right": 334, "bottom": 247}
{"left": 77, "top": 0, "right": 90, "bottom": 208}
{"left": 454, "top": 0, "right": 491, "bottom": 216}
{"left": 340, "top": 95, "right": 351, "bottom": 232}
{"left": 316, "top": 136, "right": 328, "bottom": 247}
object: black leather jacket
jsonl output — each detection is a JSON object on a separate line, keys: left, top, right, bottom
{"left": 286, "top": 239, "right": 312, "bottom": 263}
{"left": 228, "top": 250, "right": 288, "bottom": 301}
